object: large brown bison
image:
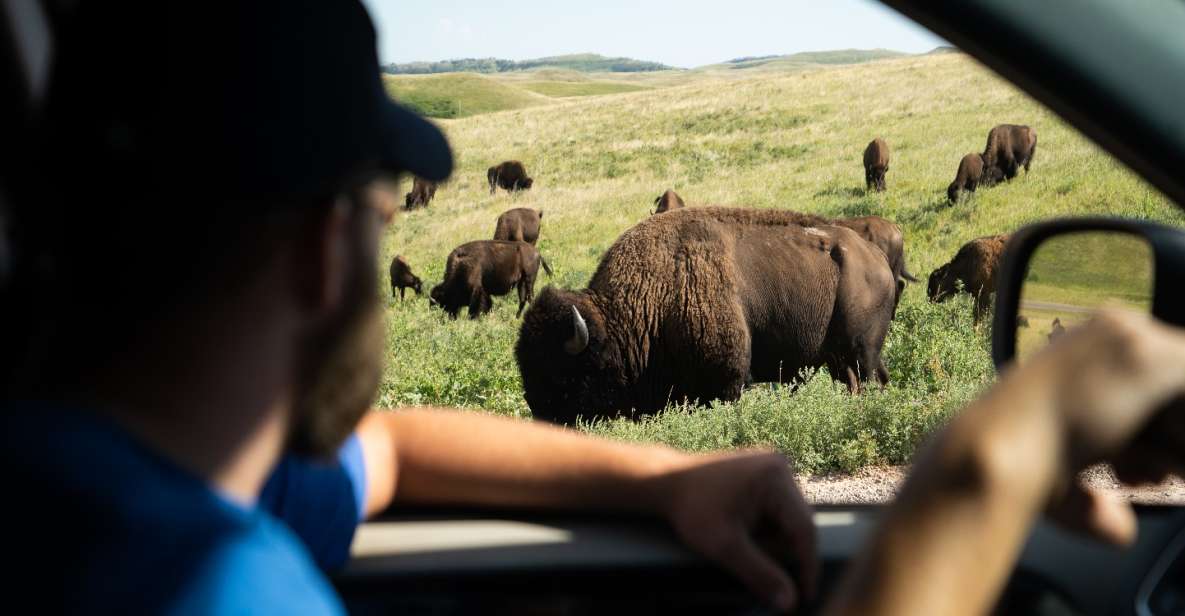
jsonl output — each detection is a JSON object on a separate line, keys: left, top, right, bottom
{"left": 652, "top": 189, "right": 686, "bottom": 215}
{"left": 982, "top": 124, "right": 1037, "bottom": 180}
{"left": 516, "top": 207, "right": 897, "bottom": 425}
{"left": 389, "top": 255, "right": 422, "bottom": 300}
{"left": 863, "top": 138, "right": 890, "bottom": 192}
{"left": 928, "top": 234, "right": 1010, "bottom": 322}
{"left": 493, "top": 207, "right": 543, "bottom": 245}
{"left": 404, "top": 177, "right": 437, "bottom": 210}
{"left": 487, "top": 161, "right": 534, "bottom": 194}
{"left": 430, "top": 240, "right": 552, "bottom": 319}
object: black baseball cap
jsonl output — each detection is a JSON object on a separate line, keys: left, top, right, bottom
{"left": 42, "top": 0, "right": 452, "bottom": 205}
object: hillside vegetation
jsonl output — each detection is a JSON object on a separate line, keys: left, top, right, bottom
{"left": 376, "top": 53, "right": 1182, "bottom": 473}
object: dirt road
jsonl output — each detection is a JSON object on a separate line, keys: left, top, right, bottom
{"left": 799, "top": 464, "right": 1185, "bottom": 505}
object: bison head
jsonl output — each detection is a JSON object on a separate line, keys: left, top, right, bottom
{"left": 516, "top": 287, "right": 630, "bottom": 426}
{"left": 521, "top": 177, "right": 534, "bottom": 190}
{"left": 412, "top": 276, "right": 423, "bottom": 296}
{"left": 428, "top": 284, "right": 445, "bottom": 309}
{"left": 927, "top": 264, "right": 955, "bottom": 303}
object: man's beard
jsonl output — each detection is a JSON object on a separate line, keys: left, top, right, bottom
{"left": 288, "top": 247, "right": 384, "bottom": 459}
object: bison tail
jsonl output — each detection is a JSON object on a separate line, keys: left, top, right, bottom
{"left": 540, "top": 255, "right": 553, "bottom": 277}
{"left": 901, "top": 268, "right": 919, "bottom": 283}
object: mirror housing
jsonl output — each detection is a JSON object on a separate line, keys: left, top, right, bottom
{"left": 992, "top": 218, "right": 1185, "bottom": 369}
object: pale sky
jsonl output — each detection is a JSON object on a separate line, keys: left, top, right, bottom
{"left": 360, "top": 1, "right": 948, "bottom": 69}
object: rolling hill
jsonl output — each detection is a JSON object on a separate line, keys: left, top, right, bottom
{"left": 376, "top": 52, "right": 1181, "bottom": 473}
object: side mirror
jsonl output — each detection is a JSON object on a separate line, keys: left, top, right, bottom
{"left": 992, "top": 218, "right": 1185, "bottom": 368}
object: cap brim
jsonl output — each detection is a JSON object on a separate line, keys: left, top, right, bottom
{"left": 380, "top": 101, "right": 454, "bottom": 182}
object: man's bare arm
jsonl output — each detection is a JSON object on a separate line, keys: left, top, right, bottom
{"left": 355, "top": 408, "right": 818, "bottom": 612}
{"left": 826, "top": 311, "right": 1185, "bottom": 616}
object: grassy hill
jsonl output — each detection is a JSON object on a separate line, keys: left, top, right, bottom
{"left": 376, "top": 53, "right": 1182, "bottom": 473}
{"left": 705, "top": 49, "right": 909, "bottom": 71}
{"left": 382, "top": 72, "right": 655, "bottom": 118}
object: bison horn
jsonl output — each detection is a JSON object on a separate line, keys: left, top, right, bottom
{"left": 564, "top": 305, "right": 589, "bottom": 355}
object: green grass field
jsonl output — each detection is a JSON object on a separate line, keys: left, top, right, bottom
{"left": 375, "top": 52, "right": 1184, "bottom": 474}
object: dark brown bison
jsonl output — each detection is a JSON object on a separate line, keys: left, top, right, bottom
{"left": 982, "top": 124, "right": 1037, "bottom": 180}
{"left": 487, "top": 161, "right": 534, "bottom": 195}
{"left": 430, "top": 240, "right": 552, "bottom": 319}
{"left": 652, "top": 189, "right": 686, "bottom": 215}
{"left": 493, "top": 208, "right": 543, "bottom": 245}
{"left": 947, "top": 153, "right": 989, "bottom": 203}
{"left": 516, "top": 207, "right": 897, "bottom": 425}
{"left": 404, "top": 177, "right": 437, "bottom": 210}
{"left": 927, "top": 234, "right": 1010, "bottom": 322}
{"left": 863, "top": 138, "right": 890, "bottom": 192}
{"left": 389, "top": 255, "right": 422, "bottom": 300}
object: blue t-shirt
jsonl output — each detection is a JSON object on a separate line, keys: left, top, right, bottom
{"left": 3, "top": 404, "right": 347, "bottom": 615}
{"left": 260, "top": 433, "right": 368, "bottom": 571}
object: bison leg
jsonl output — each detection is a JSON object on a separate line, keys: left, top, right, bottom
{"left": 516, "top": 281, "right": 528, "bottom": 318}
{"left": 845, "top": 365, "right": 860, "bottom": 394}
{"left": 468, "top": 289, "right": 486, "bottom": 319}
{"left": 876, "top": 358, "right": 891, "bottom": 388}
{"left": 399, "top": 287, "right": 405, "bottom": 301}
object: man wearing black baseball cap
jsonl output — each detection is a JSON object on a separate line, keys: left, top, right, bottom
{"left": 3, "top": 2, "right": 816, "bottom": 613}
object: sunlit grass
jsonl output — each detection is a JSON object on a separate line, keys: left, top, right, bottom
{"left": 376, "top": 53, "right": 1183, "bottom": 472}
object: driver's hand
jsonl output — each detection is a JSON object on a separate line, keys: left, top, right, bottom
{"left": 656, "top": 449, "right": 818, "bottom": 613}
{"left": 1019, "top": 310, "right": 1185, "bottom": 544}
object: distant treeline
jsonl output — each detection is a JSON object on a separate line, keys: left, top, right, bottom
{"left": 726, "top": 55, "right": 781, "bottom": 64}
{"left": 382, "top": 53, "right": 674, "bottom": 75}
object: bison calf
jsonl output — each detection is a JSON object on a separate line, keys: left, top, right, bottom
{"left": 488, "top": 161, "right": 534, "bottom": 195}
{"left": 983, "top": 124, "right": 1037, "bottom": 181}
{"left": 493, "top": 207, "right": 543, "bottom": 245}
{"left": 652, "top": 189, "right": 686, "bottom": 215}
{"left": 389, "top": 255, "right": 422, "bottom": 300}
{"left": 947, "top": 153, "right": 990, "bottom": 203}
{"left": 404, "top": 177, "right": 437, "bottom": 210}
{"left": 928, "top": 234, "right": 1010, "bottom": 322}
{"left": 430, "top": 240, "right": 552, "bottom": 319}
{"left": 863, "top": 138, "right": 890, "bottom": 192}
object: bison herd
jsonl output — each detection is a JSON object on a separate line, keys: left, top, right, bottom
{"left": 388, "top": 123, "right": 1034, "bottom": 425}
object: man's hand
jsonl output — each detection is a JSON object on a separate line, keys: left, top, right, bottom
{"left": 1019, "top": 310, "right": 1185, "bottom": 544}
{"left": 655, "top": 450, "right": 818, "bottom": 613}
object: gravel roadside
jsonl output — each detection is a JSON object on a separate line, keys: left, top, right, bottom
{"left": 798, "top": 464, "right": 1185, "bottom": 505}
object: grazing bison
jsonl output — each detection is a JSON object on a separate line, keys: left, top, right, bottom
{"left": 493, "top": 208, "right": 543, "bottom": 245}
{"left": 430, "top": 240, "right": 552, "bottom": 319}
{"left": 947, "top": 153, "right": 992, "bottom": 203}
{"left": 516, "top": 207, "right": 897, "bottom": 425}
{"left": 389, "top": 255, "right": 423, "bottom": 300}
{"left": 927, "top": 234, "right": 1011, "bottom": 322}
{"left": 863, "top": 138, "right": 890, "bottom": 192}
{"left": 487, "top": 161, "right": 534, "bottom": 194}
{"left": 404, "top": 177, "right": 437, "bottom": 210}
{"left": 652, "top": 189, "right": 686, "bottom": 215}
{"left": 982, "top": 124, "right": 1037, "bottom": 180}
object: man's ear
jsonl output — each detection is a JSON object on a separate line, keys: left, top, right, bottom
{"left": 293, "top": 197, "right": 352, "bottom": 317}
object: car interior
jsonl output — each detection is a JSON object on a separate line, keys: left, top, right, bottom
{"left": 3, "top": 0, "right": 1184, "bottom": 614}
